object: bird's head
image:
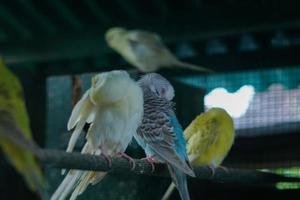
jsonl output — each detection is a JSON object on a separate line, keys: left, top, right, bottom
{"left": 90, "top": 70, "right": 131, "bottom": 105}
{"left": 138, "top": 73, "right": 174, "bottom": 101}
{"left": 206, "top": 107, "right": 233, "bottom": 124}
{"left": 105, "top": 27, "right": 127, "bottom": 49}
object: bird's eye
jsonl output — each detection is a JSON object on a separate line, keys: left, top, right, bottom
{"left": 160, "top": 88, "right": 166, "bottom": 96}
{"left": 155, "top": 90, "right": 161, "bottom": 97}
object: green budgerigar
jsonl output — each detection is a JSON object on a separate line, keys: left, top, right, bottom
{"left": 105, "top": 27, "right": 213, "bottom": 73}
{"left": 0, "top": 59, "right": 45, "bottom": 196}
{"left": 162, "top": 107, "right": 235, "bottom": 200}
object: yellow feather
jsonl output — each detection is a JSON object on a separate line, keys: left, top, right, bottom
{"left": 0, "top": 59, "right": 45, "bottom": 195}
{"left": 184, "top": 107, "right": 235, "bottom": 167}
{"left": 162, "top": 108, "right": 235, "bottom": 200}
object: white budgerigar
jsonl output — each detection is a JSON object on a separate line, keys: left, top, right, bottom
{"left": 50, "top": 70, "right": 144, "bottom": 200}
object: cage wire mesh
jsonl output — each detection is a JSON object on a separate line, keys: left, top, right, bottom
{"left": 175, "top": 66, "right": 300, "bottom": 138}
{"left": 175, "top": 66, "right": 300, "bottom": 191}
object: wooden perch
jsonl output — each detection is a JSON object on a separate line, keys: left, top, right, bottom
{"left": 36, "top": 149, "right": 300, "bottom": 185}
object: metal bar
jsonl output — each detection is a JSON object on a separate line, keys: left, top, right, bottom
{"left": 0, "top": 5, "right": 31, "bottom": 38}
{"left": 16, "top": 0, "right": 57, "bottom": 34}
{"left": 114, "top": 0, "right": 140, "bottom": 19}
{"left": 1, "top": 19, "right": 300, "bottom": 66}
{"left": 84, "top": 0, "right": 111, "bottom": 24}
{"left": 47, "top": 0, "right": 82, "bottom": 30}
{"left": 162, "top": 19, "right": 300, "bottom": 43}
{"left": 1, "top": 29, "right": 105, "bottom": 64}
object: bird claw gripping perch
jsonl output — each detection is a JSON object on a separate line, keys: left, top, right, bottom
{"left": 100, "top": 153, "right": 113, "bottom": 168}
{"left": 116, "top": 152, "right": 136, "bottom": 170}
{"left": 141, "top": 156, "right": 156, "bottom": 173}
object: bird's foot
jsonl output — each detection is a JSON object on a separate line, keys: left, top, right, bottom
{"left": 101, "top": 153, "right": 112, "bottom": 168}
{"left": 116, "top": 152, "right": 136, "bottom": 170}
{"left": 99, "top": 145, "right": 112, "bottom": 168}
{"left": 218, "top": 165, "right": 228, "bottom": 172}
{"left": 207, "top": 165, "right": 216, "bottom": 177}
{"left": 207, "top": 165, "right": 228, "bottom": 177}
{"left": 141, "top": 156, "right": 156, "bottom": 173}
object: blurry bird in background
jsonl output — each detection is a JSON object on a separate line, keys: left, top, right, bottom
{"left": 105, "top": 27, "right": 213, "bottom": 73}
{"left": 0, "top": 59, "right": 46, "bottom": 197}
{"left": 162, "top": 107, "right": 235, "bottom": 200}
{"left": 135, "top": 73, "right": 195, "bottom": 200}
{"left": 51, "top": 70, "right": 144, "bottom": 200}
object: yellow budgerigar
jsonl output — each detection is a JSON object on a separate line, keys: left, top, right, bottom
{"left": 105, "top": 27, "right": 213, "bottom": 73}
{"left": 162, "top": 107, "right": 235, "bottom": 200}
{"left": 0, "top": 59, "right": 45, "bottom": 196}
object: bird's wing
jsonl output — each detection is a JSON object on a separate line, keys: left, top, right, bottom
{"left": 167, "top": 164, "right": 191, "bottom": 200}
{"left": 140, "top": 112, "right": 194, "bottom": 177}
{"left": 67, "top": 89, "right": 93, "bottom": 130}
{"left": 66, "top": 89, "right": 95, "bottom": 153}
{"left": 187, "top": 118, "right": 220, "bottom": 162}
{"left": 127, "top": 31, "right": 166, "bottom": 55}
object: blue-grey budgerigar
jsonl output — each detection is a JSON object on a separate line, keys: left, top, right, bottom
{"left": 135, "top": 73, "right": 195, "bottom": 200}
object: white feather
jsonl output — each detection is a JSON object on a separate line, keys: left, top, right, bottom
{"left": 66, "top": 89, "right": 95, "bottom": 153}
{"left": 66, "top": 120, "right": 86, "bottom": 153}
{"left": 51, "top": 70, "right": 144, "bottom": 200}
{"left": 67, "top": 90, "right": 90, "bottom": 130}
{"left": 50, "top": 170, "right": 83, "bottom": 200}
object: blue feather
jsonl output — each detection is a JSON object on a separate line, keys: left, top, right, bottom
{"left": 169, "top": 115, "right": 189, "bottom": 161}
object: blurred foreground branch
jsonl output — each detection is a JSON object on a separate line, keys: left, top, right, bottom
{"left": 36, "top": 149, "right": 300, "bottom": 185}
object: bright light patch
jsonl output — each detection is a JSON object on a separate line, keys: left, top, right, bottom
{"left": 262, "top": 168, "right": 300, "bottom": 190}
{"left": 204, "top": 85, "right": 255, "bottom": 118}
{"left": 276, "top": 182, "right": 300, "bottom": 190}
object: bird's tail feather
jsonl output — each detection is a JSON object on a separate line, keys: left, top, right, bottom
{"left": 174, "top": 60, "right": 214, "bottom": 73}
{"left": 150, "top": 145, "right": 195, "bottom": 177}
{"left": 70, "top": 171, "right": 107, "bottom": 200}
{"left": 61, "top": 119, "right": 87, "bottom": 175}
{"left": 66, "top": 119, "right": 86, "bottom": 153}
{"left": 161, "top": 182, "right": 176, "bottom": 200}
{"left": 53, "top": 143, "right": 106, "bottom": 200}
{"left": 50, "top": 170, "right": 83, "bottom": 200}
{"left": 167, "top": 164, "right": 191, "bottom": 200}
